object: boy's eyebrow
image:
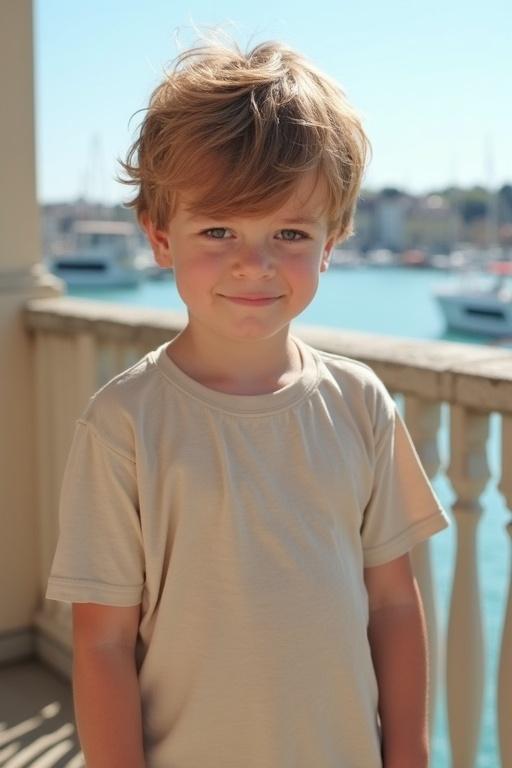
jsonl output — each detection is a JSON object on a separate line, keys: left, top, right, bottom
{"left": 183, "top": 212, "right": 322, "bottom": 226}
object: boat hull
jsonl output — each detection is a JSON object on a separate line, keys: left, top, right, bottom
{"left": 434, "top": 291, "right": 512, "bottom": 337}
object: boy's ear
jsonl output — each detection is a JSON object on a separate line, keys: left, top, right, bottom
{"left": 320, "top": 236, "right": 336, "bottom": 272}
{"left": 141, "top": 212, "right": 173, "bottom": 269}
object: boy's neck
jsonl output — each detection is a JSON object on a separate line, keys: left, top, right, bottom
{"left": 165, "top": 326, "right": 303, "bottom": 395}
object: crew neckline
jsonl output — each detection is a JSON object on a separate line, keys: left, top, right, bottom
{"left": 152, "top": 335, "right": 319, "bottom": 415}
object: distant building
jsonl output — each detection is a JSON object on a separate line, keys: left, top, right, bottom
{"left": 374, "top": 190, "right": 409, "bottom": 252}
{"left": 405, "top": 195, "right": 459, "bottom": 253}
{"left": 347, "top": 195, "right": 377, "bottom": 252}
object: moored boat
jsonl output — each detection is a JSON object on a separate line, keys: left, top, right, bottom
{"left": 433, "top": 258, "right": 512, "bottom": 337}
{"left": 46, "top": 220, "right": 147, "bottom": 287}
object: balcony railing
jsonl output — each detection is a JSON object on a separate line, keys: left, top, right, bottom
{"left": 24, "top": 295, "right": 512, "bottom": 768}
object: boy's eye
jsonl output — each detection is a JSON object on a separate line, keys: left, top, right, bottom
{"left": 202, "top": 228, "right": 231, "bottom": 239}
{"left": 200, "top": 227, "right": 308, "bottom": 241}
{"left": 278, "top": 229, "right": 307, "bottom": 241}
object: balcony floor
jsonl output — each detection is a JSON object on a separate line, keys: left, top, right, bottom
{"left": 0, "top": 659, "right": 83, "bottom": 766}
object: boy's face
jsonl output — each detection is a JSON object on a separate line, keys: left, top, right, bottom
{"left": 145, "top": 169, "right": 335, "bottom": 345}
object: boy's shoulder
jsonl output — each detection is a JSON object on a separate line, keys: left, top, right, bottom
{"left": 307, "top": 342, "right": 395, "bottom": 424}
{"left": 84, "top": 348, "right": 158, "bottom": 411}
{"left": 77, "top": 345, "right": 164, "bottom": 454}
{"left": 313, "top": 344, "right": 379, "bottom": 381}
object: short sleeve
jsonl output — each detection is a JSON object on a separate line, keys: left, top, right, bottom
{"left": 45, "top": 420, "right": 145, "bottom": 605}
{"left": 361, "top": 391, "right": 450, "bottom": 568}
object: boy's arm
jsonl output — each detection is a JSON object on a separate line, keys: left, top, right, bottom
{"left": 72, "top": 603, "right": 146, "bottom": 768}
{"left": 364, "top": 553, "right": 429, "bottom": 768}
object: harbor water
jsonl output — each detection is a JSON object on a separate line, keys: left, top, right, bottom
{"left": 70, "top": 265, "right": 511, "bottom": 768}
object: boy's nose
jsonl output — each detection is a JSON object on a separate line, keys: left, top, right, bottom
{"left": 231, "top": 247, "right": 276, "bottom": 278}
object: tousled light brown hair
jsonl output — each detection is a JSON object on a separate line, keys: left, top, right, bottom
{"left": 118, "top": 39, "right": 371, "bottom": 242}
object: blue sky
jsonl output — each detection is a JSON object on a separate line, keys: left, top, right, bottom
{"left": 34, "top": 0, "right": 511, "bottom": 204}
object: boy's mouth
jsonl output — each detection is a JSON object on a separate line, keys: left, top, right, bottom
{"left": 219, "top": 294, "right": 282, "bottom": 306}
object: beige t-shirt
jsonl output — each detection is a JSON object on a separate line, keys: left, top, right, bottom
{"left": 46, "top": 335, "right": 450, "bottom": 768}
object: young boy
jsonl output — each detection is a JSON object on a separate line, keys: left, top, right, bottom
{"left": 46, "top": 40, "right": 450, "bottom": 768}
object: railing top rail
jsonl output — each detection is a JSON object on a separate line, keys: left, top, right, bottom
{"left": 24, "top": 296, "right": 512, "bottom": 413}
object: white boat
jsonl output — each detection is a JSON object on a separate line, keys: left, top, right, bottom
{"left": 46, "top": 220, "right": 147, "bottom": 287}
{"left": 433, "top": 259, "right": 512, "bottom": 337}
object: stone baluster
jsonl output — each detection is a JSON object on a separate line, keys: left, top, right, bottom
{"left": 97, "top": 337, "right": 134, "bottom": 386}
{"left": 74, "top": 332, "right": 98, "bottom": 410}
{"left": 497, "top": 413, "right": 512, "bottom": 767}
{"left": 34, "top": 331, "right": 97, "bottom": 676}
{"left": 403, "top": 395, "right": 444, "bottom": 742}
{"left": 446, "top": 404, "right": 490, "bottom": 768}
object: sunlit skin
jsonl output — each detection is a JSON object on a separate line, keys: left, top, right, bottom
{"left": 144, "top": 170, "right": 337, "bottom": 394}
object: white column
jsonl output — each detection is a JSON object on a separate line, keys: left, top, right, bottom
{"left": 0, "top": 0, "right": 64, "bottom": 659}
{"left": 446, "top": 405, "right": 489, "bottom": 768}
{"left": 497, "top": 414, "right": 512, "bottom": 767}
{"left": 404, "top": 396, "right": 443, "bottom": 744}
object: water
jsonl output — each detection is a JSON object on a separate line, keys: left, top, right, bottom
{"left": 69, "top": 266, "right": 511, "bottom": 767}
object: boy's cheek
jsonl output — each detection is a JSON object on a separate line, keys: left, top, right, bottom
{"left": 173, "top": 262, "right": 219, "bottom": 295}
{"left": 174, "top": 249, "right": 212, "bottom": 272}
{"left": 289, "top": 257, "right": 325, "bottom": 281}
